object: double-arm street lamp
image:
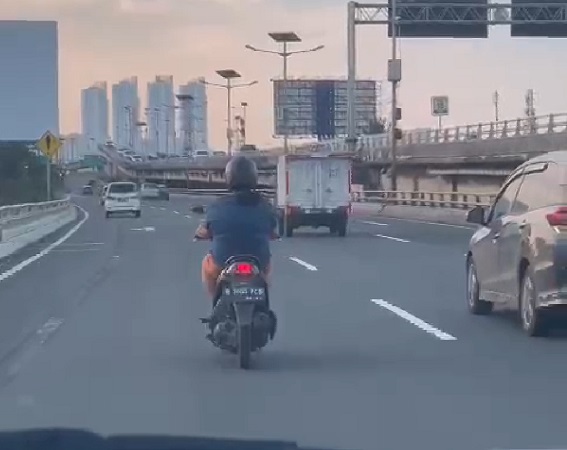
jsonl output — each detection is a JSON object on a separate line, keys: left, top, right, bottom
{"left": 201, "top": 69, "right": 257, "bottom": 155}
{"left": 245, "top": 32, "right": 324, "bottom": 154}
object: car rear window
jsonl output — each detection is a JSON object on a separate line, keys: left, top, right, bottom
{"left": 144, "top": 183, "right": 158, "bottom": 189}
{"left": 109, "top": 183, "right": 136, "bottom": 194}
{"left": 512, "top": 163, "right": 567, "bottom": 214}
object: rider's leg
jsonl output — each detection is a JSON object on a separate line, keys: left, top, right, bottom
{"left": 201, "top": 253, "right": 222, "bottom": 301}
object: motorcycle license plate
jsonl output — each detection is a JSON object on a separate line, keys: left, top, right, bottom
{"left": 224, "top": 285, "right": 265, "bottom": 301}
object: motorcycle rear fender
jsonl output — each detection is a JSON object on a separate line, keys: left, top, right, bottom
{"left": 233, "top": 302, "right": 256, "bottom": 327}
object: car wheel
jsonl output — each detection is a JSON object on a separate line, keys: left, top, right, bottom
{"left": 520, "top": 266, "right": 548, "bottom": 337}
{"left": 134, "top": 211, "right": 141, "bottom": 218}
{"left": 105, "top": 211, "right": 111, "bottom": 219}
{"left": 466, "top": 258, "right": 493, "bottom": 315}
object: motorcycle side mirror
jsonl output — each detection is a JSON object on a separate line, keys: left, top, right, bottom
{"left": 467, "top": 205, "right": 486, "bottom": 225}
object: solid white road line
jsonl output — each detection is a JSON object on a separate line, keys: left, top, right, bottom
{"left": 289, "top": 257, "right": 318, "bottom": 271}
{"left": 374, "top": 233, "right": 410, "bottom": 243}
{"left": 361, "top": 220, "right": 388, "bottom": 226}
{"left": 0, "top": 205, "right": 89, "bottom": 283}
{"left": 371, "top": 299, "right": 457, "bottom": 341}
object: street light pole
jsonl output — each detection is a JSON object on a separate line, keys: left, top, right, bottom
{"left": 202, "top": 70, "right": 257, "bottom": 156}
{"left": 245, "top": 32, "right": 324, "bottom": 155}
{"left": 227, "top": 77, "right": 233, "bottom": 153}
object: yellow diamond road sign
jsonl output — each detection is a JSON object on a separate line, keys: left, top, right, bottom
{"left": 37, "top": 130, "right": 62, "bottom": 159}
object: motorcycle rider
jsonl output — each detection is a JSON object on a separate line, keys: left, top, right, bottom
{"left": 194, "top": 155, "right": 278, "bottom": 306}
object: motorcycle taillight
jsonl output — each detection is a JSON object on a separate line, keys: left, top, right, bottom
{"left": 234, "top": 263, "right": 254, "bottom": 275}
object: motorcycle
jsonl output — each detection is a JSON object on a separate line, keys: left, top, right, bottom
{"left": 194, "top": 238, "right": 278, "bottom": 369}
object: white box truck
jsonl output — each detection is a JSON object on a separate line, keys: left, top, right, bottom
{"left": 276, "top": 154, "right": 352, "bottom": 237}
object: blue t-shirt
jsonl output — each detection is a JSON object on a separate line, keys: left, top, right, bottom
{"left": 205, "top": 191, "right": 277, "bottom": 270}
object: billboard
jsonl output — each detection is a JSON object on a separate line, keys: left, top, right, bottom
{"left": 387, "top": 0, "right": 488, "bottom": 38}
{"left": 0, "top": 21, "right": 59, "bottom": 141}
{"left": 511, "top": 0, "right": 567, "bottom": 37}
{"left": 273, "top": 79, "right": 377, "bottom": 139}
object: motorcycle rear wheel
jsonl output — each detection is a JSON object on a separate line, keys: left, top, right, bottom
{"left": 238, "top": 324, "right": 252, "bottom": 369}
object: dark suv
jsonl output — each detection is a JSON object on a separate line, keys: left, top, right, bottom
{"left": 466, "top": 151, "right": 567, "bottom": 336}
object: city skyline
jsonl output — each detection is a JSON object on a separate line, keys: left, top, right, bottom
{"left": 78, "top": 75, "right": 210, "bottom": 156}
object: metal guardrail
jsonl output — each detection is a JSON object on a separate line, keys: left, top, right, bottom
{"left": 171, "top": 188, "right": 496, "bottom": 209}
{"left": 356, "top": 190, "right": 496, "bottom": 209}
{"left": 0, "top": 197, "right": 71, "bottom": 226}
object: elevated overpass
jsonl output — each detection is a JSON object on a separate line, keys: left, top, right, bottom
{"left": 99, "top": 112, "right": 567, "bottom": 190}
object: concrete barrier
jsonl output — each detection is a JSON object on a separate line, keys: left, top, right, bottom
{"left": 0, "top": 198, "right": 77, "bottom": 260}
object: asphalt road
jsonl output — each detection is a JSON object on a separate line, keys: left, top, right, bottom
{"left": 1, "top": 193, "right": 567, "bottom": 450}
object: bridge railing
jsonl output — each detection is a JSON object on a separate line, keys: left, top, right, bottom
{"left": 283, "top": 112, "right": 567, "bottom": 157}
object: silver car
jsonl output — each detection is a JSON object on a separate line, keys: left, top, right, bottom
{"left": 466, "top": 150, "right": 567, "bottom": 336}
{"left": 140, "top": 182, "right": 160, "bottom": 199}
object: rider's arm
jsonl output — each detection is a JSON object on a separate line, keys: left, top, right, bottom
{"left": 194, "top": 208, "right": 212, "bottom": 240}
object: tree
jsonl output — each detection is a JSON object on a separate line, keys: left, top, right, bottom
{"left": 366, "top": 117, "right": 387, "bottom": 135}
{"left": 0, "top": 142, "right": 63, "bottom": 205}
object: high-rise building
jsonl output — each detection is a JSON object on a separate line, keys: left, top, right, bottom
{"left": 177, "top": 78, "right": 208, "bottom": 153}
{"left": 60, "top": 133, "right": 84, "bottom": 163}
{"left": 112, "top": 77, "right": 140, "bottom": 150}
{"left": 0, "top": 21, "right": 59, "bottom": 141}
{"left": 81, "top": 81, "right": 109, "bottom": 154}
{"left": 147, "top": 75, "right": 175, "bottom": 155}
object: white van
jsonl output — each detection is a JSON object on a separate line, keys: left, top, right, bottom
{"left": 105, "top": 182, "right": 141, "bottom": 218}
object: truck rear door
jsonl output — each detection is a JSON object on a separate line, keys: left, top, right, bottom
{"left": 318, "top": 158, "right": 351, "bottom": 209}
{"left": 287, "top": 159, "right": 319, "bottom": 209}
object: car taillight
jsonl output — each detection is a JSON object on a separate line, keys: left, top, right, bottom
{"left": 546, "top": 207, "right": 567, "bottom": 226}
{"left": 234, "top": 263, "right": 254, "bottom": 275}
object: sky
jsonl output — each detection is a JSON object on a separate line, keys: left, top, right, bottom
{"left": 4, "top": 0, "right": 567, "bottom": 149}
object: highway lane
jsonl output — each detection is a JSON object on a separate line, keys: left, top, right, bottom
{"left": 1, "top": 196, "right": 567, "bottom": 449}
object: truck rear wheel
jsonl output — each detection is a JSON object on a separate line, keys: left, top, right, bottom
{"left": 337, "top": 219, "right": 347, "bottom": 237}
{"left": 286, "top": 225, "right": 293, "bottom": 237}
